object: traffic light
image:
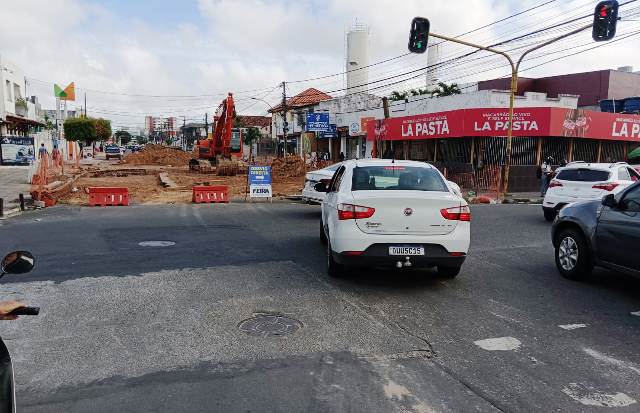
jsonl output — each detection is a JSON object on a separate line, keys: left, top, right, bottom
{"left": 592, "top": 0, "right": 619, "bottom": 41}
{"left": 408, "top": 17, "right": 430, "bottom": 54}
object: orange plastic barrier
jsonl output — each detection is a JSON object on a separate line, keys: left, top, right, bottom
{"left": 192, "top": 185, "right": 229, "bottom": 203}
{"left": 88, "top": 187, "right": 129, "bottom": 206}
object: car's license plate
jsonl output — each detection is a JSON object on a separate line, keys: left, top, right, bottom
{"left": 389, "top": 246, "right": 425, "bottom": 256}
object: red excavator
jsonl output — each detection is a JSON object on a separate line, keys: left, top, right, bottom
{"left": 190, "top": 93, "right": 243, "bottom": 172}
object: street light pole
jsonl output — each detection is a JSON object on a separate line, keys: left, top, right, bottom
{"left": 428, "top": 23, "right": 593, "bottom": 197}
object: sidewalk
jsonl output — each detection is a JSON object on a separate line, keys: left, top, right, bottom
{"left": 0, "top": 165, "right": 32, "bottom": 216}
{"left": 503, "top": 192, "right": 544, "bottom": 204}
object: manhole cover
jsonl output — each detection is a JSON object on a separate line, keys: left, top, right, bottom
{"left": 238, "top": 313, "right": 302, "bottom": 337}
{"left": 138, "top": 241, "right": 176, "bottom": 247}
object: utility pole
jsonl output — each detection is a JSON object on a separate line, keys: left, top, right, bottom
{"left": 281, "top": 81, "right": 287, "bottom": 158}
{"left": 204, "top": 113, "right": 208, "bottom": 138}
{"left": 375, "top": 96, "right": 390, "bottom": 158}
{"left": 183, "top": 116, "right": 186, "bottom": 150}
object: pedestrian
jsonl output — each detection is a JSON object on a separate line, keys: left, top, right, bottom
{"left": 339, "top": 151, "right": 345, "bottom": 162}
{"left": 540, "top": 156, "right": 554, "bottom": 196}
{"left": 37, "top": 143, "right": 48, "bottom": 160}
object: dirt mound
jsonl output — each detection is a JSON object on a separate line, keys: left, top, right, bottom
{"left": 271, "top": 156, "right": 305, "bottom": 178}
{"left": 123, "top": 144, "right": 193, "bottom": 166}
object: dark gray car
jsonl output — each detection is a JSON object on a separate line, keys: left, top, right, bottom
{"left": 551, "top": 181, "right": 640, "bottom": 279}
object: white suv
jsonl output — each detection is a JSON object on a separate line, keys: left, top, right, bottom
{"left": 317, "top": 159, "right": 470, "bottom": 278}
{"left": 542, "top": 162, "right": 640, "bottom": 221}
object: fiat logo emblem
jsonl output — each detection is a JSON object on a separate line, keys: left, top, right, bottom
{"left": 404, "top": 208, "right": 413, "bottom": 216}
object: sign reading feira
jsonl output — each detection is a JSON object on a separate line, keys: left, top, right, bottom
{"left": 249, "top": 166, "right": 272, "bottom": 198}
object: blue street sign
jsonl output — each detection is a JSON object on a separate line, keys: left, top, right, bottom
{"left": 306, "top": 113, "right": 330, "bottom": 132}
{"left": 249, "top": 166, "right": 272, "bottom": 185}
{"left": 321, "top": 124, "right": 337, "bottom": 138}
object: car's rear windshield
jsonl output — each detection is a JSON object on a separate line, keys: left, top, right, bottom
{"left": 556, "top": 168, "right": 610, "bottom": 182}
{"left": 351, "top": 165, "right": 448, "bottom": 191}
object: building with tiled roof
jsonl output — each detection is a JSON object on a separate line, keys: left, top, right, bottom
{"left": 269, "top": 88, "right": 332, "bottom": 113}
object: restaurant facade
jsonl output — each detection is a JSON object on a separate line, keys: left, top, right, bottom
{"left": 365, "top": 92, "right": 640, "bottom": 192}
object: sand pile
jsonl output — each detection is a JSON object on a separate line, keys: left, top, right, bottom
{"left": 124, "top": 144, "right": 193, "bottom": 166}
{"left": 271, "top": 156, "right": 306, "bottom": 177}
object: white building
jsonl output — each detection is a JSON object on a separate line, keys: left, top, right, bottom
{"left": 0, "top": 54, "right": 50, "bottom": 165}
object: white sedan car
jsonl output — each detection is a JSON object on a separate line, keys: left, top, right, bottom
{"left": 302, "top": 162, "right": 343, "bottom": 203}
{"left": 318, "top": 159, "right": 470, "bottom": 277}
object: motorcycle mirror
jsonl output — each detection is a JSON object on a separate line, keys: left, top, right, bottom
{"left": 1, "top": 251, "right": 35, "bottom": 275}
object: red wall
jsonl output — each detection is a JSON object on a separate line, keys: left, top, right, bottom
{"left": 478, "top": 70, "right": 612, "bottom": 107}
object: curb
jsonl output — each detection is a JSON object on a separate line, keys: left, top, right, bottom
{"left": 0, "top": 206, "right": 22, "bottom": 220}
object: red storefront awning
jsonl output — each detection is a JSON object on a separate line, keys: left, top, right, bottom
{"left": 366, "top": 107, "right": 640, "bottom": 142}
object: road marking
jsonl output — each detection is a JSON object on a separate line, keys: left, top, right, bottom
{"left": 583, "top": 348, "right": 640, "bottom": 375}
{"left": 383, "top": 380, "right": 411, "bottom": 400}
{"left": 631, "top": 311, "right": 640, "bottom": 317}
{"left": 138, "top": 241, "right": 176, "bottom": 247}
{"left": 558, "top": 323, "right": 587, "bottom": 330}
{"left": 473, "top": 337, "right": 521, "bottom": 351}
{"left": 562, "top": 383, "right": 636, "bottom": 407}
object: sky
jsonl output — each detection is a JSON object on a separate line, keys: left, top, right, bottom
{"left": 1, "top": 0, "right": 639, "bottom": 132}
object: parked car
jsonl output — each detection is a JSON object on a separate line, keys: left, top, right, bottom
{"left": 552, "top": 181, "right": 640, "bottom": 279}
{"left": 317, "top": 159, "right": 470, "bottom": 278}
{"left": 542, "top": 162, "right": 640, "bottom": 221}
{"left": 105, "top": 145, "right": 124, "bottom": 160}
{"left": 302, "top": 163, "right": 343, "bottom": 203}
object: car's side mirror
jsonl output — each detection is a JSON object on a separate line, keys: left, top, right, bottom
{"left": 602, "top": 193, "right": 617, "bottom": 208}
{"left": 1, "top": 251, "right": 35, "bottom": 275}
{"left": 314, "top": 179, "right": 331, "bottom": 193}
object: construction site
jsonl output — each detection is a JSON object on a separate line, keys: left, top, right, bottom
{"left": 29, "top": 144, "right": 310, "bottom": 207}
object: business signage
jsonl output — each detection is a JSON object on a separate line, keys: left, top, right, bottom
{"left": 248, "top": 166, "right": 272, "bottom": 198}
{"left": 366, "top": 107, "right": 640, "bottom": 142}
{"left": 322, "top": 124, "right": 337, "bottom": 138}
{"left": 306, "top": 113, "right": 330, "bottom": 132}
{"left": 0, "top": 136, "right": 35, "bottom": 165}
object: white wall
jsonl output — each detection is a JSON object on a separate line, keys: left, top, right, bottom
{"left": 0, "top": 54, "right": 26, "bottom": 121}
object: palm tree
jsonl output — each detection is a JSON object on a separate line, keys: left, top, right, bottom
{"left": 389, "top": 91, "right": 409, "bottom": 101}
{"left": 429, "top": 82, "right": 462, "bottom": 98}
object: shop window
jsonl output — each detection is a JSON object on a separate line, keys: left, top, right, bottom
{"left": 601, "top": 141, "right": 625, "bottom": 163}
{"left": 572, "top": 140, "right": 599, "bottom": 163}
{"left": 542, "top": 137, "right": 570, "bottom": 164}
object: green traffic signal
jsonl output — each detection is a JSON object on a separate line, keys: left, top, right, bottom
{"left": 408, "top": 17, "right": 430, "bottom": 54}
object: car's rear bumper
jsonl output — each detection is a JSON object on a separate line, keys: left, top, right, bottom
{"left": 302, "top": 188, "right": 325, "bottom": 203}
{"left": 333, "top": 243, "right": 466, "bottom": 268}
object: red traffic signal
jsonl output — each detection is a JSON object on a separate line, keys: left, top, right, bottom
{"left": 408, "top": 17, "right": 430, "bottom": 54}
{"left": 593, "top": 0, "right": 619, "bottom": 41}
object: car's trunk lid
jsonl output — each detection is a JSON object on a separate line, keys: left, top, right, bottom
{"left": 351, "top": 191, "right": 462, "bottom": 235}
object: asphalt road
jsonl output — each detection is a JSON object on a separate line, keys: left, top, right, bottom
{"left": 0, "top": 202, "right": 639, "bottom": 412}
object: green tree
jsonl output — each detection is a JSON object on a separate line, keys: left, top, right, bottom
{"left": 115, "top": 130, "right": 132, "bottom": 145}
{"left": 243, "top": 127, "right": 261, "bottom": 161}
{"left": 429, "top": 82, "right": 462, "bottom": 98}
{"left": 389, "top": 91, "right": 409, "bottom": 101}
{"left": 95, "top": 118, "right": 112, "bottom": 142}
{"left": 43, "top": 114, "right": 55, "bottom": 131}
{"left": 63, "top": 117, "right": 96, "bottom": 143}
{"left": 137, "top": 136, "right": 148, "bottom": 145}
{"left": 410, "top": 88, "right": 429, "bottom": 96}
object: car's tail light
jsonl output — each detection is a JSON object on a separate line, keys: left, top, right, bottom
{"left": 337, "top": 203, "right": 375, "bottom": 220}
{"left": 449, "top": 252, "right": 466, "bottom": 257}
{"left": 548, "top": 180, "right": 563, "bottom": 188}
{"left": 440, "top": 205, "right": 471, "bottom": 221}
{"left": 592, "top": 182, "right": 619, "bottom": 191}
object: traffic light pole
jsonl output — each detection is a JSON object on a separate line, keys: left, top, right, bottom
{"left": 429, "top": 22, "right": 593, "bottom": 197}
